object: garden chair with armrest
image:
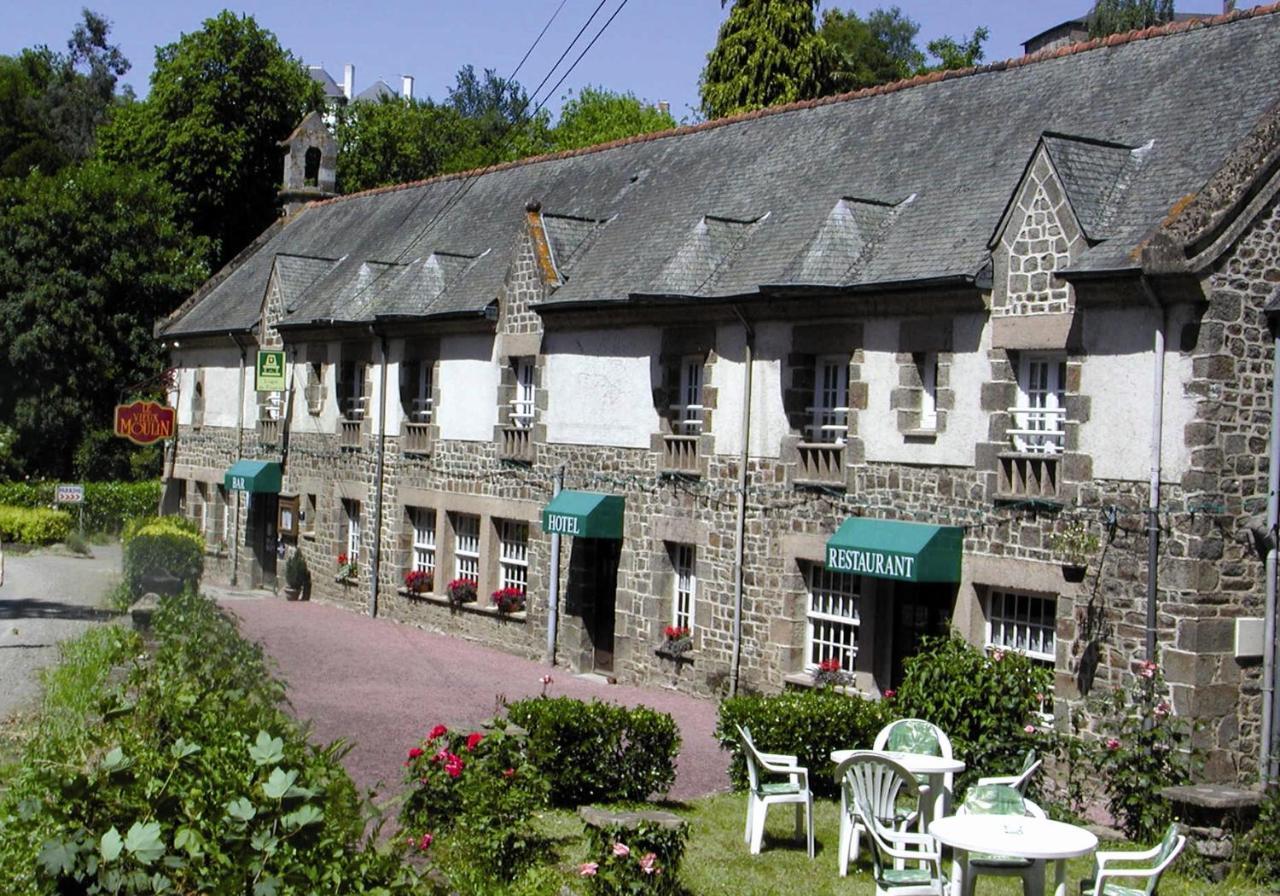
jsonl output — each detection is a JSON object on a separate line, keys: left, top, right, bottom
{"left": 976, "top": 749, "right": 1042, "bottom": 796}
{"left": 1081, "top": 823, "right": 1185, "bottom": 896}
{"left": 874, "top": 718, "right": 956, "bottom": 817}
{"left": 736, "top": 724, "right": 814, "bottom": 858}
{"left": 845, "top": 752, "right": 946, "bottom": 896}
{"left": 955, "top": 782, "right": 1047, "bottom": 896}
{"left": 834, "top": 749, "right": 925, "bottom": 876}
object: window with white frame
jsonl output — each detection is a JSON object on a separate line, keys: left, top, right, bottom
{"left": 918, "top": 352, "right": 938, "bottom": 431}
{"left": 670, "top": 543, "right": 696, "bottom": 631}
{"left": 403, "top": 359, "right": 433, "bottom": 424}
{"left": 807, "top": 355, "right": 849, "bottom": 444}
{"left": 410, "top": 507, "right": 436, "bottom": 575}
{"left": 673, "top": 358, "right": 704, "bottom": 435}
{"left": 337, "top": 360, "right": 367, "bottom": 420}
{"left": 987, "top": 589, "right": 1056, "bottom": 664}
{"left": 342, "top": 499, "right": 361, "bottom": 562}
{"left": 453, "top": 513, "right": 480, "bottom": 582}
{"left": 805, "top": 563, "right": 859, "bottom": 672}
{"left": 498, "top": 520, "right": 528, "bottom": 593}
{"left": 510, "top": 358, "right": 535, "bottom": 429}
{"left": 1011, "top": 354, "right": 1066, "bottom": 454}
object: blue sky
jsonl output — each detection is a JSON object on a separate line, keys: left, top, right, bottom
{"left": 2, "top": 1, "right": 1121, "bottom": 120}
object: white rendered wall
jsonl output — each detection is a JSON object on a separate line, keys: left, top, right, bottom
{"left": 437, "top": 334, "right": 499, "bottom": 441}
{"left": 172, "top": 346, "right": 248, "bottom": 428}
{"left": 862, "top": 315, "right": 987, "bottom": 466}
{"left": 1079, "top": 306, "right": 1193, "bottom": 482}
{"left": 543, "top": 328, "right": 660, "bottom": 448}
{"left": 713, "top": 321, "right": 789, "bottom": 459}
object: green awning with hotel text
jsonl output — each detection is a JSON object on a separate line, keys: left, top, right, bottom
{"left": 825, "top": 518, "right": 963, "bottom": 582}
{"left": 541, "top": 491, "right": 624, "bottom": 539}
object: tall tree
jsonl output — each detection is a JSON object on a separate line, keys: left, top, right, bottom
{"left": 0, "top": 161, "right": 208, "bottom": 477}
{"left": 335, "top": 97, "right": 474, "bottom": 193}
{"left": 820, "top": 6, "right": 924, "bottom": 90}
{"left": 551, "top": 86, "right": 676, "bottom": 152}
{"left": 1089, "top": 0, "right": 1176, "bottom": 38}
{"left": 443, "top": 65, "right": 551, "bottom": 169}
{"left": 925, "top": 26, "right": 989, "bottom": 70}
{"left": 699, "top": 0, "right": 838, "bottom": 120}
{"left": 96, "top": 12, "right": 322, "bottom": 268}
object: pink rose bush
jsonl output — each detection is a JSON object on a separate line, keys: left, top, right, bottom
{"left": 580, "top": 823, "right": 688, "bottom": 896}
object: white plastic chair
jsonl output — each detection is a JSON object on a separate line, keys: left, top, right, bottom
{"left": 1081, "top": 823, "right": 1186, "bottom": 896}
{"left": 976, "top": 749, "right": 1042, "bottom": 796}
{"left": 843, "top": 751, "right": 946, "bottom": 895}
{"left": 834, "top": 750, "right": 923, "bottom": 876}
{"left": 875, "top": 718, "right": 956, "bottom": 815}
{"left": 736, "top": 725, "right": 814, "bottom": 858}
{"left": 955, "top": 783, "right": 1047, "bottom": 896}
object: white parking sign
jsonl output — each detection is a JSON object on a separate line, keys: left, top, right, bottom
{"left": 55, "top": 484, "right": 85, "bottom": 504}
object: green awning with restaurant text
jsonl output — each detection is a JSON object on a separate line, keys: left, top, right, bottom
{"left": 825, "top": 517, "right": 962, "bottom": 582}
{"left": 224, "top": 460, "right": 282, "bottom": 494}
{"left": 541, "top": 491, "right": 624, "bottom": 539}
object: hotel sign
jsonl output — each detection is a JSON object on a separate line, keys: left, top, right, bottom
{"left": 114, "top": 401, "right": 176, "bottom": 446}
{"left": 543, "top": 513, "right": 582, "bottom": 535}
{"left": 255, "top": 350, "right": 286, "bottom": 391}
{"left": 826, "top": 546, "right": 917, "bottom": 581}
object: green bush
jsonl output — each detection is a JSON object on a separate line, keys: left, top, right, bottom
{"left": 894, "top": 634, "right": 1051, "bottom": 794}
{"left": 581, "top": 816, "right": 689, "bottom": 896}
{"left": 715, "top": 688, "right": 893, "bottom": 797}
{"left": 1235, "top": 784, "right": 1280, "bottom": 885}
{"left": 0, "top": 505, "right": 72, "bottom": 544}
{"left": 122, "top": 515, "right": 204, "bottom": 597}
{"left": 0, "top": 480, "right": 161, "bottom": 534}
{"left": 0, "top": 591, "right": 419, "bottom": 896}
{"left": 505, "top": 697, "right": 681, "bottom": 806}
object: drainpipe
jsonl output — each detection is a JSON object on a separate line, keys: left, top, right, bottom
{"left": 730, "top": 307, "right": 755, "bottom": 698}
{"left": 1139, "top": 279, "right": 1167, "bottom": 665}
{"left": 369, "top": 328, "right": 389, "bottom": 618}
{"left": 229, "top": 332, "right": 247, "bottom": 587}
{"left": 1262, "top": 304, "right": 1280, "bottom": 787}
{"left": 546, "top": 464, "right": 564, "bottom": 666}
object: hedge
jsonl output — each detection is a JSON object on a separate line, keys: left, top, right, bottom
{"left": 122, "top": 515, "right": 204, "bottom": 597}
{"left": 0, "top": 505, "right": 73, "bottom": 544}
{"left": 0, "top": 480, "right": 161, "bottom": 534}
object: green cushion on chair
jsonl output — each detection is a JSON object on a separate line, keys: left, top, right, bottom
{"left": 963, "top": 783, "right": 1027, "bottom": 816}
{"left": 886, "top": 720, "right": 942, "bottom": 756}
{"left": 756, "top": 782, "right": 802, "bottom": 796}
{"left": 971, "top": 852, "right": 1034, "bottom": 868}
{"left": 878, "top": 867, "right": 948, "bottom": 887}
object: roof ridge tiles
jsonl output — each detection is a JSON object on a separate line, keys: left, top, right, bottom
{"left": 309, "top": 2, "right": 1280, "bottom": 211}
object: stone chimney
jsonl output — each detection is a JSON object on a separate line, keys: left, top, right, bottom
{"left": 402, "top": 75, "right": 415, "bottom": 101}
{"left": 658, "top": 101, "right": 670, "bottom": 115}
{"left": 342, "top": 64, "right": 355, "bottom": 101}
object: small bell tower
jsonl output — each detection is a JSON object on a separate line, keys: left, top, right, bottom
{"left": 278, "top": 111, "right": 337, "bottom": 215}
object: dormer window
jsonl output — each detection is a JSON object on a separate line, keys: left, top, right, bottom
{"left": 807, "top": 356, "right": 849, "bottom": 445}
{"left": 1011, "top": 353, "right": 1066, "bottom": 454}
{"left": 510, "top": 358, "right": 535, "bottom": 430}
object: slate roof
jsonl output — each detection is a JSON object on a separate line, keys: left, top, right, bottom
{"left": 162, "top": 8, "right": 1280, "bottom": 337}
{"left": 355, "top": 80, "right": 397, "bottom": 103}
{"left": 308, "top": 66, "right": 343, "bottom": 101}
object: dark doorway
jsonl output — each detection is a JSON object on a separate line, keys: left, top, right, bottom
{"left": 889, "top": 581, "right": 955, "bottom": 687}
{"left": 246, "top": 493, "right": 279, "bottom": 588}
{"left": 570, "top": 537, "right": 620, "bottom": 673}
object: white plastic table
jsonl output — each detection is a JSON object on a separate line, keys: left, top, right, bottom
{"left": 831, "top": 749, "right": 965, "bottom": 824}
{"left": 929, "top": 815, "right": 1098, "bottom": 896}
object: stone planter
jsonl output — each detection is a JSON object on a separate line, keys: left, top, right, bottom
{"left": 282, "top": 585, "right": 302, "bottom": 601}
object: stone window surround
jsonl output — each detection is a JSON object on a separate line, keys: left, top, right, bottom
{"left": 336, "top": 342, "right": 373, "bottom": 422}
{"left": 650, "top": 326, "right": 717, "bottom": 477}
{"left": 303, "top": 344, "right": 328, "bottom": 416}
{"left": 893, "top": 318, "right": 955, "bottom": 439}
{"left": 399, "top": 337, "right": 441, "bottom": 451}
{"left": 984, "top": 585, "right": 1058, "bottom": 665}
{"left": 191, "top": 370, "right": 206, "bottom": 430}
{"left": 649, "top": 516, "right": 710, "bottom": 650}
{"left": 781, "top": 323, "right": 867, "bottom": 485}
{"left": 495, "top": 336, "right": 547, "bottom": 459}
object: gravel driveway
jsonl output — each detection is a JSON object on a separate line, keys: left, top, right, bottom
{"left": 213, "top": 591, "right": 732, "bottom": 805}
{"left": 0, "top": 543, "right": 122, "bottom": 720}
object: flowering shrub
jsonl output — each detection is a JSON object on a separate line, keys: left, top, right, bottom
{"left": 336, "top": 552, "right": 358, "bottom": 579}
{"left": 403, "top": 569, "right": 433, "bottom": 594}
{"left": 659, "top": 625, "right": 692, "bottom": 656}
{"left": 581, "top": 818, "right": 688, "bottom": 896}
{"left": 811, "top": 656, "right": 851, "bottom": 689}
{"left": 446, "top": 577, "right": 477, "bottom": 609}
{"left": 400, "top": 723, "right": 549, "bottom": 882}
{"left": 491, "top": 587, "right": 525, "bottom": 614}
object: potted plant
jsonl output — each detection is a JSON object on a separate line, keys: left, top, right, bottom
{"left": 446, "top": 577, "right": 477, "bottom": 610}
{"left": 812, "top": 656, "right": 851, "bottom": 689}
{"left": 657, "top": 624, "right": 693, "bottom": 659}
{"left": 336, "top": 552, "right": 358, "bottom": 581}
{"left": 491, "top": 586, "right": 525, "bottom": 615}
{"left": 1051, "top": 521, "right": 1099, "bottom": 583}
{"left": 404, "top": 568, "right": 433, "bottom": 596}
{"left": 283, "top": 549, "right": 309, "bottom": 601}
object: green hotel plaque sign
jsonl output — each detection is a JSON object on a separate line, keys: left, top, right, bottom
{"left": 255, "top": 350, "right": 286, "bottom": 391}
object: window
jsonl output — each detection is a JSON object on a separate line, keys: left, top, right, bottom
{"left": 987, "top": 589, "right": 1056, "bottom": 665}
{"left": 1011, "top": 354, "right": 1066, "bottom": 454}
{"left": 510, "top": 358, "right": 535, "bottom": 429}
{"left": 304, "top": 146, "right": 321, "bottom": 185}
{"left": 304, "top": 359, "right": 325, "bottom": 415}
{"left": 403, "top": 359, "right": 433, "bottom": 423}
{"left": 301, "top": 493, "right": 316, "bottom": 537}
{"left": 498, "top": 521, "right": 528, "bottom": 593}
{"left": 674, "top": 358, "right": 704, "bottom": 435}
{"left": 918, "top": 352, "right": 938, "bottom": 432}
{"left": 453, "top": 513, "right": 480, "bottom": 582}
{"left": 410, "top": 508, "right": 436, "bottom": 575}
{"left": 807, "top": 355, "right": 849, "bottom": 444}
{"left": 670, "top": 543, "right": 696, "bottom": 631}
{"left": 337, "top": 360, "right": 367, "bottom": 420}
{"left": 191, "top": 373, "right": 205, "bottom": 428}
{"left": 805, "top": 563, "right": 859, "bottom": 672}
{"left": 342, "top": 499, "right": 361, "bottom": 562}
{"left": 192, "top": 482, "right": 208, "bottom": 533}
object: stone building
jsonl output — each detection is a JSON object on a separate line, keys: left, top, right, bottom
{"left": 158, "top": 8, "right": 1280, "bottom": 786}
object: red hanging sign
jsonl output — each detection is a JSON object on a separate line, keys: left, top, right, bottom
{"left": 114, "top": 400, "right": 176, "bottom": 445}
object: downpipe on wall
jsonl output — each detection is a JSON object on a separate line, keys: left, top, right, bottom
{"left": 1261, "top": 307, "right": 1280, "bottom": 787}
{"left": 1140, "top": 278, "right": 1167, "bottom": 665}
{"left": 546, "top": 464, "right": 564, "bottom": 667}
{"left": 369, "top": 328, "right": 389, "bottom": 618}
{"left": 730, "top": 307, "right": 754, "bottom": 699}
{"left": 229, "top": 331, "right": 247, "bottom": 588}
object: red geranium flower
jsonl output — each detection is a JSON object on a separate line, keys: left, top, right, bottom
{"left": 427, "top": 724, "right": 447, "bottom": 740}
{"left": 466, "top": 732, "right": 484, "bottom": 752}
{"left": 407, "top": 746, "right": 424, "bottom": 760}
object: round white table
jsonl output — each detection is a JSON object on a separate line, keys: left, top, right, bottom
{"left": 929, "top": 815, "right": 1098, "bottom": 896}
{"left": 831, "top": 749, "right": 965, "bottom": 823}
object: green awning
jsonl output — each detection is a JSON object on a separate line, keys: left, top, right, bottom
{"left": 825, "top": 518, "right": 963, "bottom": 582}
{"left": 224, "top": 460, "right": 282, "bottom": 494}
{"left": 541, "top": 491, "right": 624, "bottom": 539}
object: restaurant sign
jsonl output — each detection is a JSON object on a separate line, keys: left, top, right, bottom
{"left": 114, "top": 400, "right": 176, "bottom": 446}
{"left": 826, "top": 546, "right": 917, "bottom": 580}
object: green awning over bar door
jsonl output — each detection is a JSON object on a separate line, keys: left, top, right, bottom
{"left": 224, "top": 460, "right": 282, "bottom": 494}
{"left": 541, "top": 491, "right": 624, "bottom": 539}
{"left": 825, "top": 517, "right": 963, "bottom": 582}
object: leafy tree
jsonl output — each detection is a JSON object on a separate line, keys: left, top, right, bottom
{"left": 551, "top": 86, "right": 676, "bottom": 152}
{"left": 443, "top": 64, "right": 551, "bottom": 170}
{"left": 96, "top": 12, "right": 322, "bottom": 268}
{"left": 335, "top": 97, "right": 475, "bottom": 193}
{"left": 1089, "top": 0, "right": 1176, "bottom": 38}
{"left": 0, "top": 162, "right": 208, "bottom": 477}
{"left": 820, "top": 7, "right": 924, "bottom": 91}
{"left": 699, "top": 0, "right": 838, "bottom": 119}
{"left": 925, "top": 26, "right": 989, "bottom": 70}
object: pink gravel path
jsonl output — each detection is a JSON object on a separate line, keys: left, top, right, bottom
{"left": 214, "top": 591, "right": 731, "bottom": 805}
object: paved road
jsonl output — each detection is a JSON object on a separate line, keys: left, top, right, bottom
{"left": 214, "top": 591, "right": 732, "bottom": 804}
{"left": 0, "top": 544, "right": 122, "bottom": 720}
